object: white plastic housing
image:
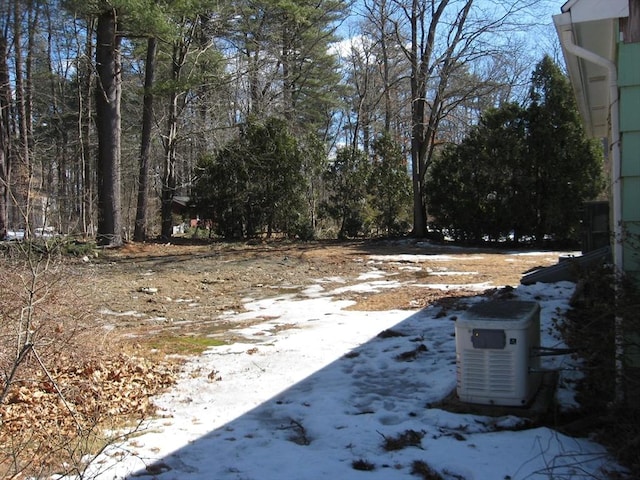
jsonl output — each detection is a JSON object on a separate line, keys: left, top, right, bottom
{"left": 455, "top": 300, "right": 542, "bottom": 407}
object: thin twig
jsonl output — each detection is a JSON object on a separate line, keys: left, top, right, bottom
{"left": 0, "top": 343, "right": 33, "bottom": 404}
{"left": 31, "top": 346, "right": 84, "bottom": 433}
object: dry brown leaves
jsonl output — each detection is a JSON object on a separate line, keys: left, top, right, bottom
{"left": 0, "top": 350, "right": 178, "bottom": 478}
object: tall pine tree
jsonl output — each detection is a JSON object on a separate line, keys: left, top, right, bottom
{"left": 527, "top": 55, "right": 605, "bottom": 244}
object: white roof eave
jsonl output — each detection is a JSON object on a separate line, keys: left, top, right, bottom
{"left": 553, "top": 8, "right": 621, "bottom": 138}
{"left": 561, "top": 0, "right": 628, "bottom": 22}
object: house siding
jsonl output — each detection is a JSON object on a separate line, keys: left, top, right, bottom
{"left": 618, "top": 42, "right": 640, "bottom": 282}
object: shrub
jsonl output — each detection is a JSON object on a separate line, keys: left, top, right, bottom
{"left": 0, "top": 242, "right": 176, "bottom": 478}
{"left": 560, "top": 263, "right": 640, "bottom": 476}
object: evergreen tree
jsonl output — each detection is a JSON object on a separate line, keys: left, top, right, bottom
{"left": 321, "top": 147, "right": 370, "bottom": 239}
{"left": 195, "top": 144, "right": 247, "bottom": 238}
{"left": 425, "top": 57, "right": 604, "bottom": 244}
{"left": 369, "top": 133, "right": 411, "bottom": 235}
{"left": 194, "top": 117, "right": 306, "bottom": 238}
{"left": 230, "top": 0, "right": 346, "bottom": 131}
{"left": 526, "top": 55, "right": 605, "bottom": 244}
{"left": 427, "top": 103, "right": 528, "bottom": 242}
{"left": 244, "top": 117, "right": 305, "bottom": 237}
{"left": 426, "top": 139, "right": 492, "bottom": 243}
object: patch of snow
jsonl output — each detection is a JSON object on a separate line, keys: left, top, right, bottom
{"left": 357, "top": 269, "right": 386, "bottom": 280}
{"left": 414, "top": 282, "right": 494, "bottom": 291}
{"left": 97, "top": 309, "right": 144, "bottom": 317}
{"left": 69, "top": 252, "right": 622, "bottom": 480}
{"left": 331, "top": 280, "right": 403, "bottom": 294}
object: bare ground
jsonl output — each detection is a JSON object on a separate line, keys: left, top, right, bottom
{"left": 0, "top": 237, "right": 569, "bottom": 477}
{"left": 86, "top": 238, "right": 565, "bottom": 346}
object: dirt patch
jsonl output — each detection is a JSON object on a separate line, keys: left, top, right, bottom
{"left": 84, "top": 239, "right": 564, "bottom": 346}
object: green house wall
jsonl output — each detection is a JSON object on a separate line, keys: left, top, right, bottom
{"left": 618, "top": 42, "right": 640, "bottom": 281}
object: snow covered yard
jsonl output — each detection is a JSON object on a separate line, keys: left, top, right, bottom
{"left": 75, "top": 250, "right": 623, "bottom": 480}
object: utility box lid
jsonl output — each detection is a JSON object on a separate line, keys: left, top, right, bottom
{"left": 457, "top": 301, "right": 540, "bottom": 330}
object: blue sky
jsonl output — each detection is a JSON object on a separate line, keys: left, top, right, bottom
{"left": 336, "top": 0, "right": 566, "bottom": 64}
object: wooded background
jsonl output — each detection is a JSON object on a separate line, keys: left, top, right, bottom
{"left": 0, "top": 0, "right": 602, "bottom": 246}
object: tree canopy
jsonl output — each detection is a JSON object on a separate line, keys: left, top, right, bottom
{"left": 0, "top": 0, "right": 593, "bottom": 244}
{"left": 194, "top": 117, "right": 308, "bottom": 238}
{"left": 425, "top": 56, "right": 605, "bottom": 245}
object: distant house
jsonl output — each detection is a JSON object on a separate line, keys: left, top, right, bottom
{"left": 171, "top": 196, "right": 212, "bottom": 233}
{"left": 554, "top": 0, "right": 640, "bottom": 284}
{"left": 172, "top": 196, "right": 193, "bottom": 217}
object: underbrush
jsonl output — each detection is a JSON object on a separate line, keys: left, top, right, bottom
{"left": 0, "top": 237, "right": 98, "bottom": 258}
{"left": 559, "top": 264, "right": 640, "bottom": 477}
{"left": 0, "top": 241, "right": 177, "bottom": 478}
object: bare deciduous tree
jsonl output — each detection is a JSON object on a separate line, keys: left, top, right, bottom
{"left": 0, "top": 29, "right": 10, "bottom": 241}
{"left": 134, "top": 36, "right": 157, "bottom": 242}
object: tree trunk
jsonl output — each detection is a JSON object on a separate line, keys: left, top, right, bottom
{"left": 409, "top": 0, "right": 428, "bottom": 237}
{"left": 160, "top": 43, "right": 182, "bottom": 240}
{"left": 247, "top": 38, "right": 263, "bottom": 117}
{"left": 381, "top": 31, "right": 392, "bottom": 133}
{"left": 12, "top": 0, "right": 32, "bottom": 236}
{"left": 282, "top": 21, "right": 294, "bottom": 121}
{"left": 44, "top": 2, "right": 73, "bottom": 234}
{"left": 134, "top": 37, "right": 157, "bottom": 242}
{"left": 25, "top": 0, "right": 39, "bottom": 228}
{"left": 95, "top": 8, "right": 123, "bottom": 247}
{"left": 408, "top": 0, "right": 474, "bottom": 238}
{"left": 80, "top": 18, "right": 95, "bottom": 237}
{"left": 0, "top": 34, "right": 9, "bottom": 240}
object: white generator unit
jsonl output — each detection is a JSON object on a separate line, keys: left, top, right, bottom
{"left": 455, "top": 300, "right": 542, "bottom": 407}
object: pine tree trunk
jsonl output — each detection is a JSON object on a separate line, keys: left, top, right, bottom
{"left": 80, "top": 19, "right": 95, "bottom": 237}
{"left": 95, "top": 8, "right": 123, "bottom": 247}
